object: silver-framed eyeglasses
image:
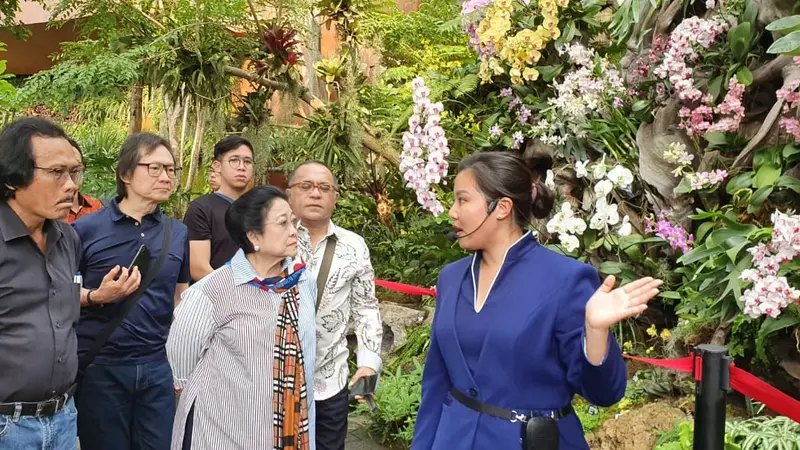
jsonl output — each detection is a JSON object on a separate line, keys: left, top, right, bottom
{"left": 265, "top": 217, "right": 300, "bottom": 231}
{"left": 226, "top": 157, "right": 254, "bottom": 169}
{"left": 138, "top": 163, "right": 182, "bottom": 179}
{"left": 35, "top": 166, "right": 85, "bottom": 185}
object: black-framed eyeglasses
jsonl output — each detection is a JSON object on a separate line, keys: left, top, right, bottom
{"left": 34, "top": 166, "right": 85, "bottom": 185}
{"left": 288, "top": 181, "right": 337, "bottom": 194}
{"left": 225, "top": 157, "right": 254, "bottom": 169}
{"left": 138, "top": 163, "right": 182, "bottom": 179}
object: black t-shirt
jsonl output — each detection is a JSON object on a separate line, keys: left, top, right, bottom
{"left": 183, "top": 193, "right": 239, "bottom": 278}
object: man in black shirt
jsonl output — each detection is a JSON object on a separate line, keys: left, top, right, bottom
{"left": 183, "top": 136, "right": 254, "bottom": 281}
{"left": 0, "top": 117, "right": 137, "bottom": 450}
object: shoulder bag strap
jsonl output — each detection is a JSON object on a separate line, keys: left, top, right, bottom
{"left": 78, "top": 218, "right": 173, "bottom": 372}
{"left": 315, "top": 234, "right": 337, "bottom": 313}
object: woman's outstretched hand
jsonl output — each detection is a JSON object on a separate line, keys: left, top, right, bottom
{"left": 585, "top": 275, "right": 663, "bottom": 331}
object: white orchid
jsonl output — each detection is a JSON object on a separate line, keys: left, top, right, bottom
{"left": 546, "top": 202, "right": 574, "bottom": 234}
{"left": 594, "top": 179, "right": 614, "bottom": 198}
{"left": 566, "top": 217, "right": 588, "bottom": 235}
{"left": 607, "top": 165, "right": 634, "bottom": 189}
{"left": 575, "top": 160, "right": 589, "bottom": 178}
{"left": 618, "top": 216, "right": 632, "bottom": 237}
{"left": 545, "top": 170, "right": 556, "bottom": 190}
{"left": 560, "top": 234, "right": 580, "bottom": 252}
{"left": 592, "top": 156, "right": 607, "bottom": 179}
{"left": 590, "top": 197, "right": 620, "bottom": 230}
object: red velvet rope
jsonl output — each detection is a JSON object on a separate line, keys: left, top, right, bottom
{"left": 375, "top": 279, "right": 800, "bottom": 423}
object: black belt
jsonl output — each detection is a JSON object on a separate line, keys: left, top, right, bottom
{"left": 0, "top": 384, "right": 77, "bottom": 418}
{"left": 450, "top": 388, "right": 573, "bottom": 423}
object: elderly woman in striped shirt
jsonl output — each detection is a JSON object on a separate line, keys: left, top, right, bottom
{"left": 166, "top": 185, "right": 316, "bottom": 450}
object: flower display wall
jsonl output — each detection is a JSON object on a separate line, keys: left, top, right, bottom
{"left": 398, "top": 0, "right": 800, "bottom": 364}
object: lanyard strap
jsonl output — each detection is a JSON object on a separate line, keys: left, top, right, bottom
{"left": 315, "top": 234, "right": 338, "bottom": 312}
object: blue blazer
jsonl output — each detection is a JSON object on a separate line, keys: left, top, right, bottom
{"left": 411, "top": 232, "right": 627, "bottom": 450}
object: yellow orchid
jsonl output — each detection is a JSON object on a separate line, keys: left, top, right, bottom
{"left": 660, "top": 329, "right": 672, "bottom": 341}
{"left": 523, "top": 67, "right": 540, "bottom": 81}
{"left": 646, "top": 323, "right": 657, "bottom": 337}
{"left": 623, "top": 341, "right": 633, "bottom": 351}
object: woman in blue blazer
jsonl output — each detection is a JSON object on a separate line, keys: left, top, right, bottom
{"left": 411, "top": 152, "right": 662, "bottom": 450}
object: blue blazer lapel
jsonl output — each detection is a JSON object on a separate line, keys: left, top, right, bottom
{"left": 441, "top": 255, "right": 479, "bottom": 390}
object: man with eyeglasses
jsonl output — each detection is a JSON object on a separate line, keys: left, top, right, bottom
{"left": 0, "top": 117, "right": 88, "bottom": 450}
{"left": 72, "top": 132, "right": 191, "bottom": 450}
{"left": 286, "top": 160, "right": 383, "bottom": 450}
{"left": 183, "top": 136, "right": 255, "bottom": 282}
{"left": 64, "top": 138, "right": 103, "bottom": 224}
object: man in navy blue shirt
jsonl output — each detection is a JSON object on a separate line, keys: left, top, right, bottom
{"left": 73, "top": 132, "right": 190, "bottom": 450}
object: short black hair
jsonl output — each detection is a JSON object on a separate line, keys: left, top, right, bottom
{"left": 287, "top": 160, "right": 338, "bottom": 187}
{"left": 214, "top": 136, "right": 254, "bottom": 161}
{"left": 68, "top": 138, "right": 82, "bottom": 156}
{"left": 458, "top": 151, "right": 555, "bottom": 228}
{"left": 225, "top": 185, "right": 288, "bottom": 254}
{"left": 0, "top": 117, "right": 70, "bottom": 201}
{"left": 116, "top": 132, "right": 174, "bottom": 198}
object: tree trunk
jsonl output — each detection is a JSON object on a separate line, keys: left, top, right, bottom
{"left": 179, "top": 95, "right": 191, "bottom": 164}
{"left": 162, "top": 93, "right": 182, "bottom": 156}
{"left": 183, "top": 104, "right": 205, "bottom": 193}
{"left": 305, "top": 12, "right": 324, "bottom": 102}
{"left": 128, "top": 82, "right": 143, "bottom": 134}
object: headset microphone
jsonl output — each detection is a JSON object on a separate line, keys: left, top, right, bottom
{"left": 446, "top": 199, "right": 499, "bottom": 242}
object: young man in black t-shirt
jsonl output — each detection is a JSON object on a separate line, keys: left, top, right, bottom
{"left": 183, "top": 136, "right": 255, "bottom": 282}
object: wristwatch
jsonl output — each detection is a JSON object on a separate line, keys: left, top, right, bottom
{"left": 86, "top": 289, "right": 96, "bottom": 306}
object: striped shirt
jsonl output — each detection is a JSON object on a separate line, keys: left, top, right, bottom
{"left": 166, "top": 249, "right": 317, "bottom": 450}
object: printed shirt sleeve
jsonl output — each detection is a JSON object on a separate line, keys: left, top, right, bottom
{"left": 350, "top": 240, "right": 383, "bottom": 373}
{"left": 166, "top": 285, "right": 215, "bottom": 390}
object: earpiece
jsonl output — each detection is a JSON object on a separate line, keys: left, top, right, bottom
{"left": 487, "top": 199, "right": 499, "bottom": 214}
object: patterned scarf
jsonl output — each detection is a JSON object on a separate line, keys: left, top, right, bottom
{"left": 250, "top": 264, "right": 310, "bottom": 450}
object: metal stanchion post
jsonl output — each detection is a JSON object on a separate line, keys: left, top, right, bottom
{"left": 692, "top": 344, "right": 731, "bottom": 450}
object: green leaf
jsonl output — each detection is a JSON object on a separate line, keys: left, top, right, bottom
{"left": 660, "top": 291, "right": 682, "bottom": 300}
{"left": 767, "top": 30, "right": 800, "bottom": 55}
{"left": 750, "top": 185, "right": 774, "bottom": 206}
{"left": 537, "top": 65, "right": 563, "bottom": 83}
{"left": 676, "top": 176, "right": 693, "bottom": 194}
{"left": 708, "top": 75, "right": 724, "bottom": 102}
{"left": 599, "top": 261, "right": 632, "bottom": 275}
{"left": 589, "top": 236, "right": 606, "bottom": 250}
{"left": 743, "top": 0, "right": 759, "bottom": 28}
{"left": 729, "top": 22, "right": 752, "bottom": 61}
{"left": 719, "top": 216, "right": 758, "bottom": 234}
{"left": 753, "top": 148, "right": 770, "bottom": 168}
{"left": 766, "top": 15, "right": 800, "bottom": 33}
{"left": 783, "top": 144, "right": 800, "bottom": 158}
{"left": 735, "top": 66, "right": 753, "bottom": 86}
{"left": 726, "top": 241, "right": 749, "bottom": 262}
{"left": 776, "top": 174, "right": 800, "bottom": 193}
{"left": 705, "top": 131, "right": 728, "bottom": 147}
{"left": 754, "top": 163, "right": 781, "bottom": 187}
{"left": 678, "top": 245, "right": 724, "bottom": 265}
{"left": 726, "top": 172, "right": 754, "bottom": 194}
{"left": 706, "top": 228, "right": 751, "bottom": 249}
{"left": 696, "top": 221, "right": 715, "bottom": 242}
{"left": 631, "top": 100, "right": 650, "bottom": 112}
{"left": 756, "top": 315, "right": 800, "bottom": 360}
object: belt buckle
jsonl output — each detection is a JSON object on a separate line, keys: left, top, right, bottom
{"left": 510, "top": 410, "right": 528, "bottom": 423}
{"left": 34, "top": 402, "right": 44, "bottom": 418}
